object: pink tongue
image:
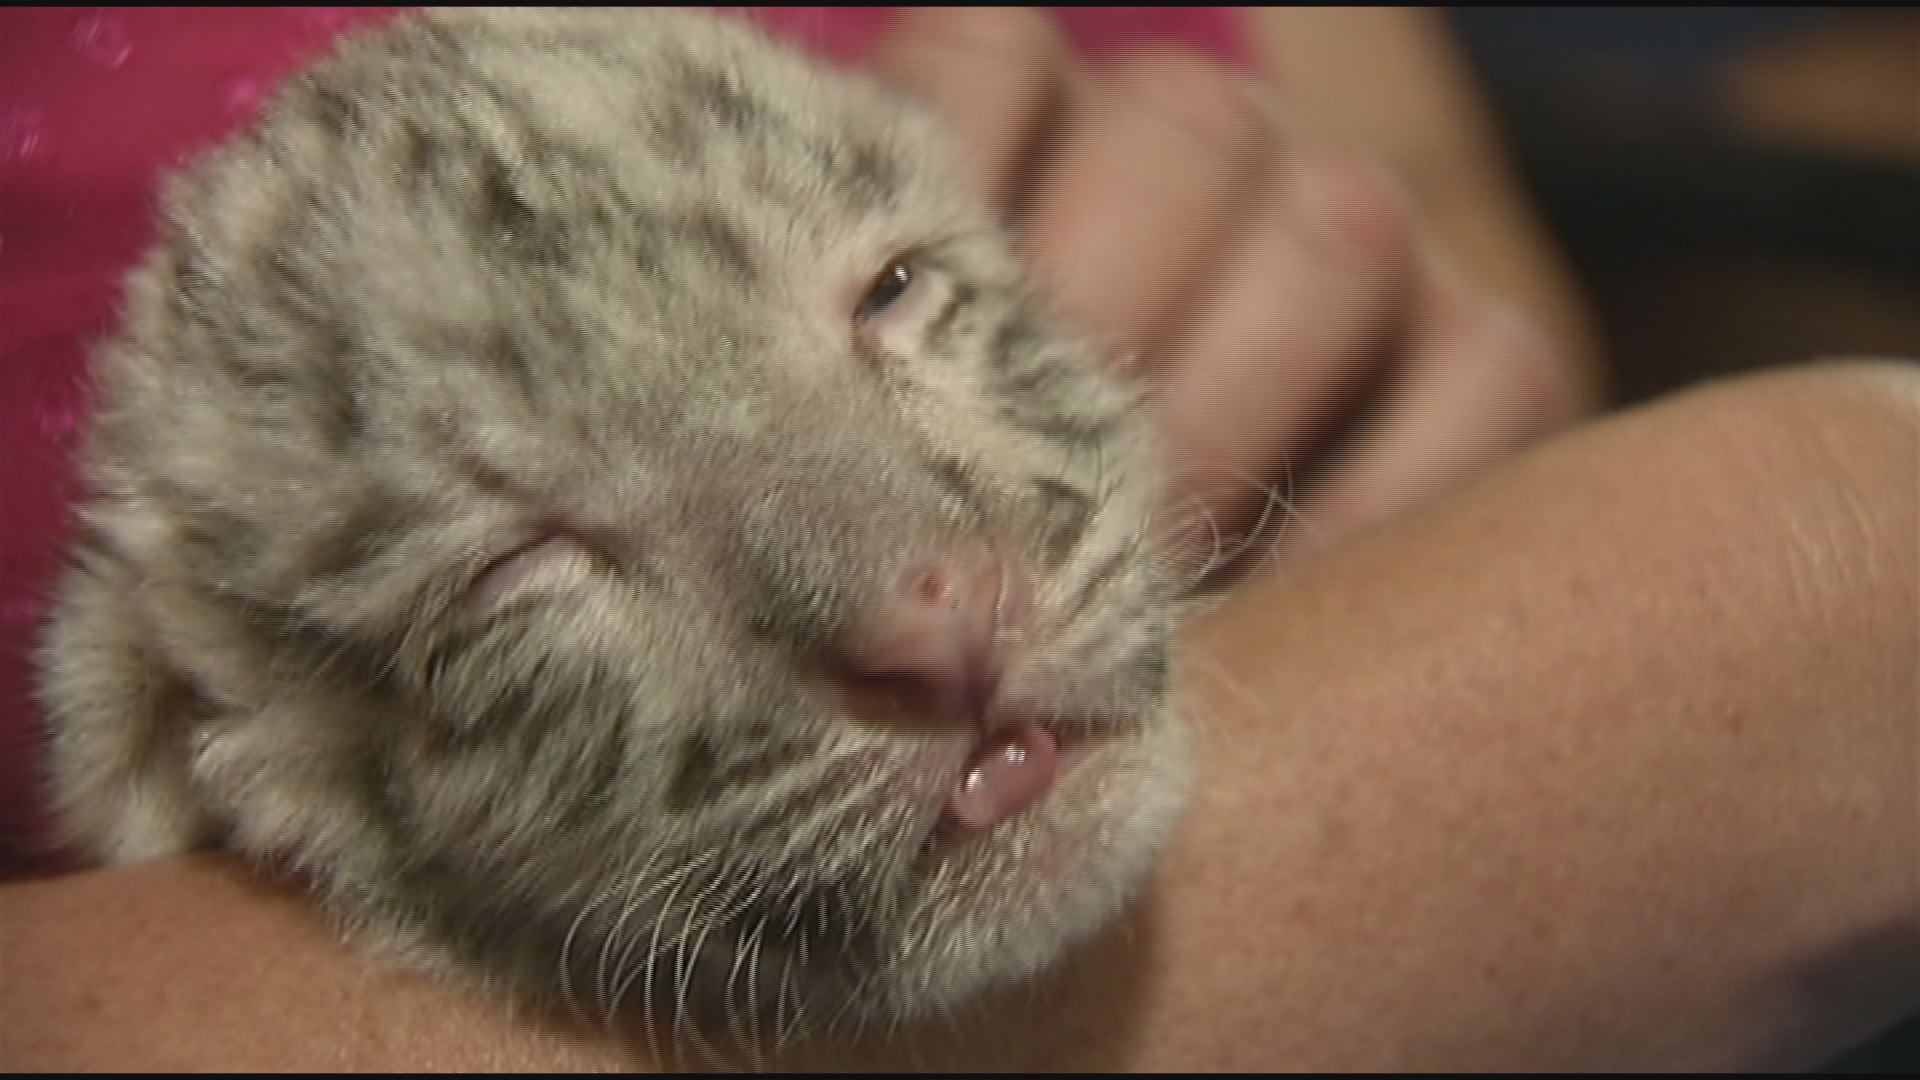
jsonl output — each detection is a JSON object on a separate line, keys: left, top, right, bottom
{"left": 947, "top": 721, "right": 1059, "bottom": 829}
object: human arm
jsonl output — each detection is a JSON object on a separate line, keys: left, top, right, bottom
{"left": 7, "top": 361, "right": 1914, "bottom": 1071}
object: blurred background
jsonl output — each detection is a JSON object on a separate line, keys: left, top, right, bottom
{"left": 1446, "top": 6, "right": 1918, "bottom": 407}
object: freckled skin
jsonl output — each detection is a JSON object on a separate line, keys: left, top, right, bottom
{"left": 35, "top": 6, "right": 1193, "bottom": 1045}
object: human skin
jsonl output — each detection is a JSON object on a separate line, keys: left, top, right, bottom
{"left": 1247, "top": 6, "right": 1606, "bottom": 400}
{"left": 4, "top": 359, "right": 1915, "bottom": 1071}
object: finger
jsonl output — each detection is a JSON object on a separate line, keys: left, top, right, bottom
{"left": 1021, "top": 48, "right": 1271, "bottom": 376}
{"left": 1277, "top": 259, "right": 1579, "bottom": 562}
{"left": 1156, "top": 149, "right": 1414, "bottom": 569}
{"left": 865, "top": 7, "right": 1070, "bottom": 212}
{"left": 1245, "top": 7, "right": 1608, "bottom": 407}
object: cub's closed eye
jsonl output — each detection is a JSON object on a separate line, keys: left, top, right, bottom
{"left": 853, "top": 254, "right": 953, "bottom": 357}
{"left": 467, "top": 531, "right": 596, "bottom": 608}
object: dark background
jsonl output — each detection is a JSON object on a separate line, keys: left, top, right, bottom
{"left": 1448, "top": 6, "right": 1918, "bottom": 408}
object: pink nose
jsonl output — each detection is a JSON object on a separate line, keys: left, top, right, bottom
{"left": 835, "top": 555, "right": 1031, "bottom": 727}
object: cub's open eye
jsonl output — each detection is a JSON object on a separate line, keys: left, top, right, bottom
{"left": 853, "top": 254, "right": 952, "bottom": 356}
{"left": 857, "top": 258, "right": 915, "bottom": 320}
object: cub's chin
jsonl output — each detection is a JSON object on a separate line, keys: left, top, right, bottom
{"left": 865, "top": 705, "right": 1192, "bottom": 1025}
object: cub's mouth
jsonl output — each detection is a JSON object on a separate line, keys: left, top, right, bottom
{"left": 945, "top": 712, "right": 1088, "bottom": 829}
{"left": 941, "top": 634, "right": 1174, "bottom": 833}
{"left": 833, "top": 665, "right": 1147, "bottom": 830}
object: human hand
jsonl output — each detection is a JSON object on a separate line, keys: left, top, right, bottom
{"left": 867, "top": 7, "right": 1595, "bottom": 584}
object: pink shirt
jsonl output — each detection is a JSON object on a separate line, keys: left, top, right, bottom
{"left": 0, "top": 6, "right": 1250, "bottom": 879}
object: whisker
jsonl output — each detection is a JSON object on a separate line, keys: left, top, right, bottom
{"left": 607, "top": 850, "right": 716, "bottom": 1063}
{"left": 727, "top": 906, "right": 772, "bottom": 1070}
{"left": 592, "top": 844, "right": 682, "bottom": 1023}
{"left": 773, "top": 938, "right": 801, "bottom": 1052}
{"left": 677, "top": 866, "right": 773, "bottom": 1070}
{"left": 558, "top": 848, "right": 646, "bottom": 1023}
{"left": 1149, "top": 459, "right": 1323, "bottom": 593}
{"left": 1211, "top": 461, "right": 1291, "bottom": 571}
{"left": 596, "top": 849, "right": 694, "bottom": 1003}
{"left": 665, "top": 870, "right": 740, "bottom": 1065}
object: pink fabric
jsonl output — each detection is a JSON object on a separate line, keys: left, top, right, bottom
{"left": 0, "top": 6, "right": 1249, "bottom": 879}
